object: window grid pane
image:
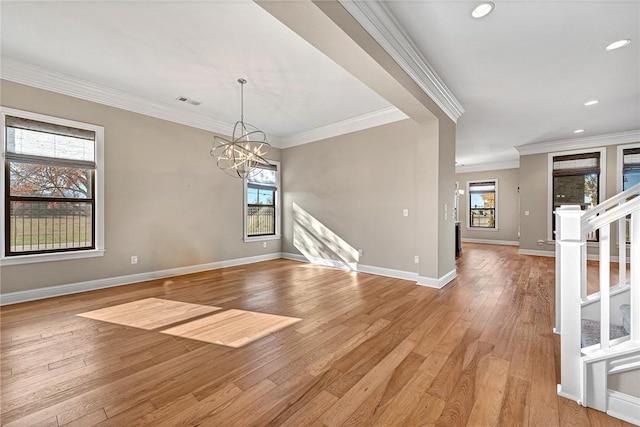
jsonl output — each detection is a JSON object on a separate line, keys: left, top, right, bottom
{"left": 469, "top": 206, "right": 495, "bottom": 228}
{"left": 9, "top": 161, "right": 92, "bottom": 198}
{"left": 550, "top": 151, "right": 601, "bottom": 241}
{"left": 7, "top": 127, "right": 95, "bottom": 163}
{"left": 8, "top": 200, "right": 93, "bottom": 253}
{"left": 246, "top": 206, "right": 275, "bottom": 236}
{"left": 552, "top": 171, "right": 600, "bottom": 242}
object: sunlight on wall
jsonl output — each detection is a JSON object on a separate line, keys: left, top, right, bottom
{"left": 293, "top": 203, "right": 359, "bottom": 270}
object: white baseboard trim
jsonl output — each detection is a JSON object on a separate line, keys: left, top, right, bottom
{"left": 417, "top": 268, "right": 457, "bottom": 289}
{"left": 283, "top": 252, "right": 439, "bottom": 284}
{"left": 280, "top": 252, "right": 356, "bottom": 271}
{"left": 281, "top": 252, "right": 306, "bottom": 263}
{"left": 357, "top": 264, "right": 418, "bottom": 282}
{"left": 607, "top": 390, "right": 640, "bottom": 425}
{"left": 518, "top": 248, "right": 623, "bottom": 262}
{"left": 0, "top": 253, "right": 282, "bottom": 306}
{"left": 519, "top": 249, "right": 556, "bottom": 257}
{"left": 557, "top": 384, "right": 582, "bottom": 405}
{"left": 461, "top": 238, "right": 519, "bottom": 246}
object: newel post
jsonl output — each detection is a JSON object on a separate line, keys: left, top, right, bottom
{"left": 556, "top": 205, "right": 586, "bottom": 404}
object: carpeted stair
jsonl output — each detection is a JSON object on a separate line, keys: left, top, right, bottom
{"left": 581, "top": 304, "right": 631, "bottom": 348}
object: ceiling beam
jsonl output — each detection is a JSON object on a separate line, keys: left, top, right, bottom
{"left": 255, "top": 0, "right": 440, "bottom": 124}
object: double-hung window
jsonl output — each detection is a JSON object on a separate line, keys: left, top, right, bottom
{"left": 2, "top": 108, "right": 104, "bottom": 263}
{"left": 550, "top": 149, "right": 604, "bottom": 241}
{"left": 467, "top": 180, "right": 498, "bottom": 229}
{"left": 244, "top": 162, "right": 280, "bottom": 241}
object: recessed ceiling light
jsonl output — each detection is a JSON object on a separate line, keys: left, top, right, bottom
{"left": 584, "top": 100, "right": 599, "bottom": 106}
{"left": 472, "top": 2, "right": 495, "bottom": 18}
{"left": 574, "top": 129, "right": 585, "bottom": 134}
{"left": 605, "top": 39, "right": 631, "bottom": 51}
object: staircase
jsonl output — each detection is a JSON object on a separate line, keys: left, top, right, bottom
{"left": 555, "top": 182, "right": 640, "bottom": 425}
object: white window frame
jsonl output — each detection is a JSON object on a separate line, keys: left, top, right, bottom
{"left": 243, "top": 160, "right": 280, "bottom": 242}
{"left": 466, "top": 178, "right": 499, "bottom": 231}
{"left": 0, "top": 107, "right": 105, "bottom": 265}
{"left": 547, "top": 147, "right": 606, "bottom": 242}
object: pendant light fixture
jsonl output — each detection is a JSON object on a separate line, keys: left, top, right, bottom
{"left": 210, "top": 78, "right": 270, "bottom": 178}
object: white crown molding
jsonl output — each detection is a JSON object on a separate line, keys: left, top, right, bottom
{"left": 456, "top": 159, "right": 520, "bottom": 174}
{"left": 1, "top": 57, "right": 416, "bottom": 149}
{"left": 0, "top": 56, "right": 286, "bottom": 145}
{"left": 516, "top": 130, "right": 640, "bottom": 156}
{"left": 279, "top": 106, "right": 408, "bottom": 149}
{"left": 339, "top": 1, "right": 464, "bottom": 123}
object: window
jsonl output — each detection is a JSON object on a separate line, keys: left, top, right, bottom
{"left": 549, "top": 149, "right": 604, "bottom": 241}
{"left": 622, "top": 147, "right": 640, "bottom": 191}
{"left": 1, "top": 108, "right": 104, "bottom": 264}
{"left": 244, "top": 162, "right": 279, "bottom": 241}
{"left": 467, "top": 180, "right": 497, "bottom": 229}
{"left": 620, "top": 145, "right": 640, "bottom": 244}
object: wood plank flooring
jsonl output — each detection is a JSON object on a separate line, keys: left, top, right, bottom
{"left": 160, "top": 309, "right": 301, "bottom": 348}
{"left": 77, "top": 298, "right": 221, "bottom": 330}
{"left": 0, "top": 243, "right": 635, "bottom": 426}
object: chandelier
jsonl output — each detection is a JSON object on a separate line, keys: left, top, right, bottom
{"left": 210, "top": 78, "right": 271, "bottom": 178}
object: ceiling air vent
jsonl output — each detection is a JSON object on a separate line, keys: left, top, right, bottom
{"left": 176, "top": 96, "right": 201, "bottom": 106}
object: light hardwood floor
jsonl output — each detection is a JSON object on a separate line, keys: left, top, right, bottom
{"left": 0, "top": 243, "right": 634, "bottom": 426}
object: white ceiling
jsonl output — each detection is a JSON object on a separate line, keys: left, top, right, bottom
{"left": 1, "top": 1, "right": 639, "bottom": 171}
{"left": 384, "top": 0, "right": 640, "bottom": 168}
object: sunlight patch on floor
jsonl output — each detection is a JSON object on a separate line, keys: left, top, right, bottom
{"left": 77, "top": 297, "right": 221, "bottom": 330}
{"left": 160, "top": 309, "right": 302, "bottom": 347}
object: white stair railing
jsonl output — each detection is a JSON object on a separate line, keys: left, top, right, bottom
{"left": 556, "top": 182, "right": 640, "bottom": 406}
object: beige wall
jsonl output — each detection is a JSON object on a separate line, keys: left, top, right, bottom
{"left": 0, "top": 80, "right": 281, "bottom": 294}
{"left": 282, "top": 117, "right": 455, "bottom": 280}
{"left": 282, "top": 119, "right": 420, "bottom": 273}
{"left": 456, "top": 168, "right": 520, "bottom": 244}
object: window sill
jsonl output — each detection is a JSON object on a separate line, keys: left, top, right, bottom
{"left": 0, "top": 249, "right": 105, "bottom": 266}
{"left": 244, "top": 235, "right": 281, "bottom": 243}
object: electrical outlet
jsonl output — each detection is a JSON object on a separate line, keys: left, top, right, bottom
{"left": 263, "top": 241, "right": 267, "bottom": 248}
{"left": 131, "top": 255, "right": 138, "bottom": 264}
{"left": 358, "top": 249, "right": 363, "bottom": 257}
{"left": 403, "top": 209, "right": 409, "bottom": 217}
{"left": 414, "top": 255, "right": 419, "bottom": 264}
